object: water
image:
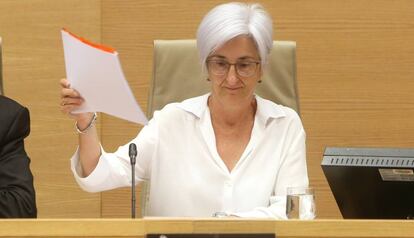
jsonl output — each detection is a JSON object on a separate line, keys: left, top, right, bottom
{"left": 286, "top": 194, "right": 316, "bottom": 220}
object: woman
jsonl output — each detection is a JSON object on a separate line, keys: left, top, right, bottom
{"left": 60, "top": 2, "right": 308, "bottom": 218}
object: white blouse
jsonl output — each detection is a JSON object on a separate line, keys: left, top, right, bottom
{"left": 71, "top": 94, "right": 309, "bottom": 218}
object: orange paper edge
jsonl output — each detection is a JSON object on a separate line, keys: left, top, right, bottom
{"left": 62, "top": 28, "right": 116, "bottom": 54}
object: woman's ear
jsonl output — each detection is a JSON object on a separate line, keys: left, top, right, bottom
{"left": 257, "top": 64, "right": 263, "bottom": 83}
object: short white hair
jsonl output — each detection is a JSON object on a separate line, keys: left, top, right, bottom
{"left": 196, "top": 2, "right": 273, "bottom": 72}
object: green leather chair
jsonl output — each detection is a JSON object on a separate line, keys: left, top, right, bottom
{"left": 148, "top": 39, "right": 300, "bottom": 117}
{"left": 141, "top": 39, "right": 300, "bottom": 216}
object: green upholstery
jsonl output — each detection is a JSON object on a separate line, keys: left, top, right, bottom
{"left": 141, "top": 39, "right": 299, "bottom": 216}
{"left": 147, "top": 39, "right": 300, "bottom": 118}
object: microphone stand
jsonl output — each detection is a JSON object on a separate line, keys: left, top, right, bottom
{"left": 129, "top": 143, "right": 137, "bottom": 218}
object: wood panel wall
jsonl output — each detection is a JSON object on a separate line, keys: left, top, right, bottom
{"left": 100, "top": 0, "right": 414, "bottom": 219}
{"left": 1, "top": 0, "right": 414, "bottom": 218}
{"left": 0, "top": 0, "right": 101, "bottom": 218}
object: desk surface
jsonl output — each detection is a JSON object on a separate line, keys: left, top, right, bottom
{"left": 1, "top": 218, "right": 413, "bottom": 238}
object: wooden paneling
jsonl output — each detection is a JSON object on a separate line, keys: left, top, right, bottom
{"left": 1, "top": 219, "right": 414, "bottom": 238}
{"left": 0, "top": 0, "right": 101, "bottom": 217}
{"left": 100, "top": 0, "right": 223, "bottom": 217}
{"left": 101, "top": 0, "right": 414, "bottom": 219}
{"left": 2, "top": 0, "right": 414, "bottom": 219}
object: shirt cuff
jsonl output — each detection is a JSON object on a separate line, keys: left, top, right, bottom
{"left": 70, "top": 146, "right": 111, "bottom": 192}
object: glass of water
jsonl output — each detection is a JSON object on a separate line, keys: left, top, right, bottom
{"left": 286, "top": 187, "right": 316, "bottom": 220}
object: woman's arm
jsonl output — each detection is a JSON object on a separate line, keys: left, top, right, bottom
{"left": 60, "top": 78, "right": 101, "bottom": 177}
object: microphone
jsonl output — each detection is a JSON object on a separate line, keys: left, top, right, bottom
{"left": 129, "top": 143, "right": 137, "bottom": 218}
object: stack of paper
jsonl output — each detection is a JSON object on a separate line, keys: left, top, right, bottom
{"left": 61, "top": 29, "right": 148, "bottom": 125}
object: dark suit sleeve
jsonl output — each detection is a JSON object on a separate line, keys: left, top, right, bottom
{"left": 0, "top": 106, "right": 37, "bottom": 218}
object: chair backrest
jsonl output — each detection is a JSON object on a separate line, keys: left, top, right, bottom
{"left": 0, "top": 37, "right": 3, "bottom": 95}
{"left": 141, "top": 39, "right": 300, "bottom": 216}
{"left": 148, "top": 39, "right": 300, "bottom": 118}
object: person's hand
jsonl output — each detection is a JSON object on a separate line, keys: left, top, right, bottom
{"left": 60, "top": 78, "right": 94, "bottom": 128}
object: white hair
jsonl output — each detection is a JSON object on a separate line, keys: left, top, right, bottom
{"left": 196, "top": 2, "right": 273, "bottom": 72}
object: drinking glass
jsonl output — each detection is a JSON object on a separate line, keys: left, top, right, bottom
{"left": 286, "top": 187, "right": 316, "bottom": 220}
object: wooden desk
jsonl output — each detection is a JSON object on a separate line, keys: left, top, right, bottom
{"left": 1, "top": 218, "right": 413, "bottom": 238}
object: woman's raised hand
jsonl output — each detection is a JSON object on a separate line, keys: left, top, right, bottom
{"left": 60, "top": 78, "right": 94, "bottom": 127}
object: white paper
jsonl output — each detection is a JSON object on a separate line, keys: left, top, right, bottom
{"left": 61, "top": 30, "right": 148, "bottom": 125}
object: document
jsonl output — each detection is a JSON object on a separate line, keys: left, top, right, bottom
{"left": 61, "top": 29, "right": 148, "bottom": 125}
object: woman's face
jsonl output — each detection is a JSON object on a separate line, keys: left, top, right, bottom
{"left": 207, "top": 35, "right": 261, "bottom": 106}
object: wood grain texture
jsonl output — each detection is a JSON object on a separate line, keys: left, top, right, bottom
{"left": 100, "top": 0, "right": 222, "bottom": 218}
{"left": 1, "top": 219, "right": 414, "bottom": 238}
{"left": 101, "top": 0, "right": 414, "bottom": 219}
{"left": 0, "top": 0, "right": 101, "bottom": 217}
{"left": 3, "top": 0, "right": 413, "bottom": 219}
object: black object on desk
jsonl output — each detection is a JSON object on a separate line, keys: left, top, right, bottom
{"left": 147, "top": 235, "right": 275, "bottom": 238}
{"left": 322, "top": 147, "right": 414, "bottom": 219}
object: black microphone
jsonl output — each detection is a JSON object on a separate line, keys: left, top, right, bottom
{"left": 129, "top": 143, "right": 137, "bottom": 218}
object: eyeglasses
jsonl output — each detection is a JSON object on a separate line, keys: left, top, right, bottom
{"left": 206, "top": 59, "right": 260, "bottom": 78}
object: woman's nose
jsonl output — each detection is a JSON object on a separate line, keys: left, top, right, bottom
{"left": 225, "top": 65, "right": 239, "bottom": 85}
